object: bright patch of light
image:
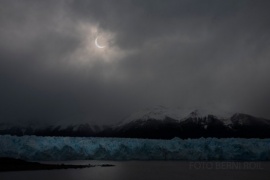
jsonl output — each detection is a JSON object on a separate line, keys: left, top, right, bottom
{"left": 67, "top": 22, "right": 134, "bottom": 67}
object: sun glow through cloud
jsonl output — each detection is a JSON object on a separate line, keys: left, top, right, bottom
{"left": 66, "top": 22, "right": 134, "bottom": 68}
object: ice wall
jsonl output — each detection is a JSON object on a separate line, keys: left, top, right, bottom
{"left": 0, "top": 135, "right": 269, "bottom": 161}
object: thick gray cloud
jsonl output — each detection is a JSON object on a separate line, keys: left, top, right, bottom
{"left": 0, "top": 0, "right": 270, "bottom": 125}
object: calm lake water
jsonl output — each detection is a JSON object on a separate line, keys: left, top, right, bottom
{"left": 1, "top": 161, "right": 270, "bottom": 180}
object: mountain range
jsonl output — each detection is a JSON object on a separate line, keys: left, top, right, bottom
{"left": 1, "top": 106, "right": 270, "bottom": 139}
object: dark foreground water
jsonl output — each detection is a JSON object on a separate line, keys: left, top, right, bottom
{"left": 1, "top": 161, "right": 270, "bottom": 180}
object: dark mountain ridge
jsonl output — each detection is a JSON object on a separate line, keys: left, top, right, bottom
{"left": 1, "top": 108, "right": 270, "bottom": 139}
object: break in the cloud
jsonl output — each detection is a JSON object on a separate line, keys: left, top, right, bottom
{"left": 0, "top": 0, "right": 270, "bottom": 125}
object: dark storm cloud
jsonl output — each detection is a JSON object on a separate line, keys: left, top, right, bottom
{"left": 0, "top": 0, "right": 270, "bottom": 125}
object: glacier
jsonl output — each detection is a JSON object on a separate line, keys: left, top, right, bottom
{"left": 0, "top": 135, "right": 270, "bottom": 161}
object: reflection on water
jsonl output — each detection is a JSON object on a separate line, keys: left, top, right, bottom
{"left": 1, "top": 161, "right": 270, "bottom": 180}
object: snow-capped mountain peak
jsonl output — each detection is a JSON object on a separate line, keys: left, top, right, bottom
{"left": 117, "top": 106, "right": 187, "bottom": 126}
{"left": 118, "top": 106, "right": 234, "bottom": 126}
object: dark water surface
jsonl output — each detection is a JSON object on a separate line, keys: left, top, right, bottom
{"left": 1, "top": 161, "right": 270, "bottom": 180}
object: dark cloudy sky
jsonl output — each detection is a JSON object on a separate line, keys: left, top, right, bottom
{"left": 0, "top": 0, "right": 270, "bottom": 125}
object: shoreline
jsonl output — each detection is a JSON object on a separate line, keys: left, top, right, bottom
{"left": 0, "top": 158, "right": 114, "bottom": 172}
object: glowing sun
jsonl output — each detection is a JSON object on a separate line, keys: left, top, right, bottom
{"left": 95, "top": 36, "right": 106, "bottom": 49}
